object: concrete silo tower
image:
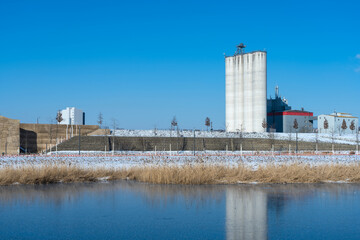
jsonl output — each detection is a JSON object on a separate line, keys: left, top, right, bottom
{"left": 225, "top": 43, "right": 267, "bottom": 132}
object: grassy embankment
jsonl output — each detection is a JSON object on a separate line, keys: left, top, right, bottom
{"left": 1, "top": 163, "right": 360, "bottom": 185}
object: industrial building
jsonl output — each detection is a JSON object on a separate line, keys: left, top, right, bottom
{"left": 0, "top": 114, "right": 102, "bottom": 154}
{"left": 267, "top": 110, "right": 314, "bottom": 133}
{"left": 267, "top": 86, "right": 314, "bottom": 133}
{"left": 318, "top": 112, "right": 358, "bottom": 135}
{"left": 60, "top": 107, "right": 85, "bottom": 125}
{"left": 0, "top": 116, "right": 20, "bottom": 154}
{"left": 225, "top": 43, "right": 267, "bottom": 132}
{"left": 224, "top": 43, "right": 317, "bottom": 133}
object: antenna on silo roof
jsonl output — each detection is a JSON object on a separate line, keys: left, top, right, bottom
{"left": 275, "top": 85, "right": 279, "bottom": 98}
{"left": 235, "top": 43, "right": 246, "bottom": 55}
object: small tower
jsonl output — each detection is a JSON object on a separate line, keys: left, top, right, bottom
{"left": 234, "top": 43, "right": 246, "bottom": 55}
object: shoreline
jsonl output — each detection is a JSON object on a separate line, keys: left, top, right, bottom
{"left": 1, "top": 152, "right": 360, "bottom": 185}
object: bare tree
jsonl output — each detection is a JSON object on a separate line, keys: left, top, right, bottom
{"left": 171, "top": 116, "right": 178, "bottom": 137}
{"left": 293, "top": 118, "right": 299, "bottom": 152}
{"left": 268, "top": 126, "right": 275, "bottom": 150}
{"left": 153, "top": 125, "right": 157, "bottom": 136}
{"left": 97, "top": 112, "right": 103, "bottom": 128}
{"left": 112, "top": 119, "right": 117, "bottom": 132}
{"left": 48, "top": 118, "right": 54, "bottom": 151}
{"left": 56, "top": 110, "right": 63, "bottom": 124}
{"left": 55, "top": 110, "right": 63, "bottom": 144}
{"left": 293, "top": 118, "right": 298, "bottom": 131}
{"left": 324, "top": 118, "right": 329, "bottom": 134}
{"left": 356, "top": 128, "right": 359, "bottom": 154}
{"left": 341, "top": 119, "right": 347, "bottom": 135}
{"left": 171, "top": 116, "right": 178, "bottom": 129}
{"left": 237, "top": 124, "right": 243, "bottom": 139}
{"left": 205, "top": 117, "right": 211, "bottom": 131}
{"left": 0, "top": 121, "right": 3, "bottom": 154}
{"left": 236, "top": 124, "right": 244, "bottom": 151}
{"left": 288, "top": 124, "right": 292, "bottom": 144}
{"left": 111, "top": 119, "right": 117, "bottom": 152}
{"left": 315, "top": 128, "right": 319, "bottom": 152}
{"left": 330, "top": 128, "right": 335, "bottom": 146}
{"left": 262, "top": 118, "right": 268, "bottom": 132}
{"left": 350, "top": 120, "right": 355, "bottom": 134}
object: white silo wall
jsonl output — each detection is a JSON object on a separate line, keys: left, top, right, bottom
{"left": 225, "top": 51, "right": 267, "bottom": 132}
{"left": 243, "top": 54, "right": 253, "bottom": 132}
{"left": 234, "top": 55, "right": 244, "bottom": 131}
{"left": 225, "top": 57, "right": 235, "bottom": 131}
{"left": 252, "top": 52, "right": 267, "bottom": 132}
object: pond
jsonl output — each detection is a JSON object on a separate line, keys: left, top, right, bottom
{"left": 1, "top": 182, "right": 360, "bottom": 239}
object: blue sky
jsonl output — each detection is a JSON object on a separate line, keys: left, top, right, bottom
{"left": 0, "top": 0, "right": 359, "bottom": 129}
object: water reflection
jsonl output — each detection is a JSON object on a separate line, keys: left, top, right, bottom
{"left": 225, "top": 184, "right": 360, "bottom": 240}
{"left": 226, "top": 187, "right": 267, "bottom": 240}
{"left": 1, "top": 182, "right": 360, "bottom": 240}
{"left": 0, "top": 181, "right": 224, "bottom": 207}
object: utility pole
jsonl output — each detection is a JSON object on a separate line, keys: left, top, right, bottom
{"left": 357, "top": 129, "right": 359, "bottom": 155}
{"left": 193, "top": 129, "right": 196, "bottom": 156}
{"left": 78, "top": 125, "right": 81, "bottom": 155}
{"left": 293, "top": 119, "right": 299, "bottom": 153}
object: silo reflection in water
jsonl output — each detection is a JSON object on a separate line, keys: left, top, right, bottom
{"left": 226, "top": 187, "right": 267, "bottom": 240}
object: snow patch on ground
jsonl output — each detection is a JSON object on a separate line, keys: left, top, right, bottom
{"left": 109, "top": 129, "right": 360, "bottom": 145}
{"left": 1, "top": 151, "right": 359, "bottom": 170}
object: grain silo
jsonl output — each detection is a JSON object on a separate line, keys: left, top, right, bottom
{"left": 225, "top": 43, "right": 267, "bottom": 132}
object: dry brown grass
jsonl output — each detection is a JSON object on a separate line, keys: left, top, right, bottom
{"left": 1, "top": 163, "right": 360, "bottom": 185}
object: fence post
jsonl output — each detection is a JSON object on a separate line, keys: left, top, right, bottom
{"left": 288, "top": 144, "right": 291, "bottom": 155}
{"left": 78, "top": 126, "right": 81, "bottom": 155}
{"left": 295, "top": 132, "right": 298, "bottom": 153}
{"left": 155, "top": 145, "right": 157, "bottom": 156}
{"left": 105, "top": 145, "right": 106, "bottom": 157}
{"left": 170, "top": 144, "right": 172, "bottom": 156}
{"left": 112, "top": 141, "right": 114, "bottom": 156}
{"left": 240, "top": 143, "right": 243, "bottom": 157}
{"left": 193, "top": 130, "right": 196, "bottom": 156}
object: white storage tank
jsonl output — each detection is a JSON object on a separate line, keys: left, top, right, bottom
{"left": 60, "top": 107, "right": 85, "bottom": 125}
{"left": 225, "top": 44, "right": 267, "bottom": 132}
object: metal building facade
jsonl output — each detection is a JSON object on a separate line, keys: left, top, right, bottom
{"left": 60, "top": 107, "right": 85, "bottom": 125}
{"left": 267, "top": 110, "right": 314, "bottom": 133}
{"left": 318, "top": 113, "right": 358, "bottom": 135}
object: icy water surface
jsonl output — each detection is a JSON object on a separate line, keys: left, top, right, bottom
{"left": 1, "top": 182, "right": 360, "bottom": 240}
